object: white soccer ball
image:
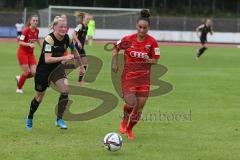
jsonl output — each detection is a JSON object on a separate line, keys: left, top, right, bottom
{"left": 103, "top": 132, "right": 123, "bottom": 152}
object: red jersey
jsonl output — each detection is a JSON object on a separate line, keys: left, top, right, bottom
{"left": 119, "top": 33, "right": 160, "bottom": 84}
{"left": 19, "top": 27, "right": 39, "bottom": 53}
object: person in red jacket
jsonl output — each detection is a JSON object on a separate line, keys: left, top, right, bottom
{"left": 16, "top": 15, "right": 42, "bottom": 93}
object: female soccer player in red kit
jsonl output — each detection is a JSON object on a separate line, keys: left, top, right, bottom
{"left": 112, "top": 9, "right": 160, "bottom": 140}
{"left": 16, "top": 15, "right": 41, "bottom": 93}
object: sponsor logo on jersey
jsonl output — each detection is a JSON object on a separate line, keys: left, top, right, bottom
{"left": 129, "top": 51, "right": 149, "bottom": 59}
{"left": 145, "top": 44, "right": 151, "bottom": 50}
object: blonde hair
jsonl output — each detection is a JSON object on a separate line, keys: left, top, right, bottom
{"left": 74, "top": 11, "right": 86, "bottom": 23}
{"left": 48, "top": 16, "right": 64, "bottom": 32}
{"left": 60, "top": 14, "right": 67, "bottom": 22}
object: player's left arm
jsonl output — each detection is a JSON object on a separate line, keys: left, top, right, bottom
{"left": 146, "top": 40, "right": 160, "bottom": 64}
{"left": 69, "top": 38, "right": 84, "bottom": 70}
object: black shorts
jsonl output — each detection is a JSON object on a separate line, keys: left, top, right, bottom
{"left": 35, "top": 64, "right": 67, "bottom": 92}
{"left": 75, "top": 43, "right": 86, "bottom": 57}
{"left": 200, "top": 37, "right": 207, "bottom": 45}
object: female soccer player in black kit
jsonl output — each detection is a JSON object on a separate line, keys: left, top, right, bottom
{"left": 196, "top": 18, "right": 213, "bottom": 58}
{"left": 25, "top": 16, "right": 82, "bottom": 130}
{"left": 72, "top": 12, "right": 90, "bottom": 85}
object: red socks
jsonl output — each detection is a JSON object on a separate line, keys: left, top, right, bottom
{"left": 123, "top": 104, "right": 133, "bottom": 121}
{"left": 122, "top": 104, "right": 142, "bottom": 131}
{"left": 127, "top": 111, "right": 142, "bottom": 131}
{"left": 18, "top": 73, "right": 34, "bottom": 89}
{"left": 18, "top": 74, "right": 27, "bottom": 89}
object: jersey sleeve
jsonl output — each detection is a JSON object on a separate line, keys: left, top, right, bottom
{"left": 116, "top": 35, "right": 130, "bottom": 51}
{"left": 43, "top": 35, "right": 54, "bottom": 54}
{"left": 19, "top": 28, "right": 28, "bottom": 41}
{"left": 150, "top": 40, "right": 160, "bottom": 59}
{"left": 74, "top": 24, "right": 82, "bottom": 32}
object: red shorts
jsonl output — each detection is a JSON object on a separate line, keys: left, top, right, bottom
{"left": 17, "top": 49, "right": 36, "bottom": 65}
{"left": 121, "top": 70, "right": 150, "bottom": 97}
{"left": 121, "top": 81, "right": 150, "bottom": 97}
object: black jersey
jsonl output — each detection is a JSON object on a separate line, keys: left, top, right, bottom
{"left": 36, "top": 32, "right": 72, "bottom": 74}
{"left": 200, "top": 24, "right": 212, "bottom": 39}
{"left": 74, "top": 23, "right": 88, "bottom": 46}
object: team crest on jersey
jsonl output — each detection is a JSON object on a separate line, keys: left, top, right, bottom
{"left": 145, "top": 44, "right": 151, "bottom": 50}
{"left": 154, "top": 48, "right": 160, "bottom": 55}
{"left": 45, "top": 44, "right": 52, "bottom": 52}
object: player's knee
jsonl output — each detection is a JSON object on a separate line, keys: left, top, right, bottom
{"left": 203, "top": 45, "right": 208, "bottom": 49}
{"left": 60, "top": 87, "right": 69, "bottom": 94}
{"left": 23, "top": 71, "right": 30, "bottom": 76}
{"left": 31, "top": 71, "right": 36, "bottom": 76}
{"left": 127, "top": 99, "right": 138, "bottom": 108}
{"left": 82, "top": 58, "right": 88, "bottom": 65}
{"left": 83, "top": 65, "right": 88, "bottom": 70}
{"left": 35, "top": 93, "right": 44, "bottom": 102}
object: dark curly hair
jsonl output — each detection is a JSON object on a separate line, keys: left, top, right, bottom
{"left": 137, "top": 9, "right": 150, "bottom": 25}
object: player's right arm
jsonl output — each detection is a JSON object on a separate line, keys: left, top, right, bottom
{"left": 111, "top": 37, "right": 125, "bottom": 73}
{"left": 44, "top": 35, "right": 73, "bottom": 64}
{"left": 196, "top": 24, "right": 204, "bottom": 38}
{"left": 18, "top": 28, "right": 34, "bottom": 48}
{"left": 112, "top": 48, "right": 119, "bottom": 73}
{"left": 72, "top": 24, "right": 83, "bottom": 49}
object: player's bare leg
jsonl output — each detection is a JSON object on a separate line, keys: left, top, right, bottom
{"left": 78, "top": 56, "right": 88, "bottom": 86}
{"left": 29, "top": 64, "right": 36, "bottom": 77}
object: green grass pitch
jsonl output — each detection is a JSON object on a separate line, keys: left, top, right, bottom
{"left": 0, "top": 41, "right": 239, "bottom": 160}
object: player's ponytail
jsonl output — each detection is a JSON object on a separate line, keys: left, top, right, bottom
{"left": 74, "top": 11, "right": 85, "bottom": 23}
{"left": 137, "top": 9, "right": 150, "bottom": 25}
